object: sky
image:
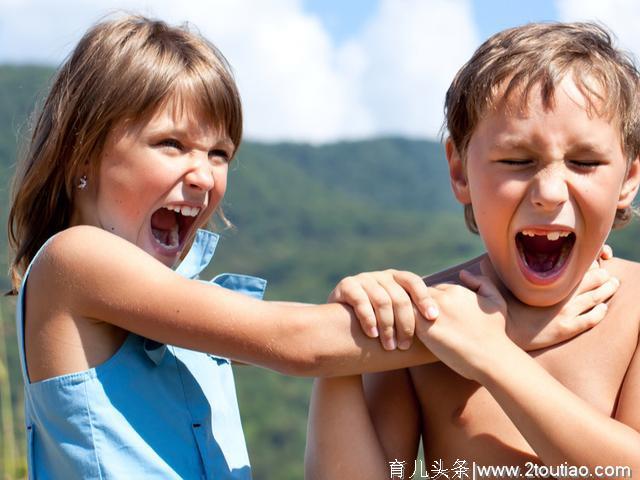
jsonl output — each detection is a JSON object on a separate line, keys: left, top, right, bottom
{"left": 1, "top": 0, "right": 640, "bottom": 143}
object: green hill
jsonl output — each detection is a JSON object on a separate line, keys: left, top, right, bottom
{"left": 0, "top": 65, "right": 638, "bottom": 480}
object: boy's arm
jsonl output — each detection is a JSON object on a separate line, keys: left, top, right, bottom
{"left": 305, "top": 376, "right": 389, "bottom": 480}
{"left": 418, "top": 272, "right": 640, "bottom": 472}
{"left": 305, "top": 371, "right": 421, "bottom": 480}
{"left": 363, "top": 369, "right": 422, "bottom": 462}
{"left": 478, "top": 334, "right": 640, "bottom": 472}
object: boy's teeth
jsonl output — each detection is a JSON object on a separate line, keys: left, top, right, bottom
{"left": 520, "top": 229, "right": 571, "bottom": 241}
{"left": 164, "top": 205, "right": 200, "bottom": 217}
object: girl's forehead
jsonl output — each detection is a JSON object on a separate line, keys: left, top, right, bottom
{"left": 122, "top": 96, "right": 232, "bottom": 144}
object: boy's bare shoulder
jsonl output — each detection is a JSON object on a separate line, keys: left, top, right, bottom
{"left": 422, "top": 254, "right": 486, "bottom": 285}
{"left": 605, "top": 256, "right": 640, "bottom": 279}
{"left": 604, "top": 256, "right": 640, "bottom": 325}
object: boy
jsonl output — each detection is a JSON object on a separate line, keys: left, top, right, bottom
{"left": 306, "top": 22, "right": 640, "bottom": 478}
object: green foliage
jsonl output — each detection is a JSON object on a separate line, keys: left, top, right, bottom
{"left": 0, "top": 64, "right": 639, "bottom": 480}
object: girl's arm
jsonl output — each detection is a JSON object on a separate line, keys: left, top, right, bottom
{"left": 30, "top": 225, "right": 437, "bottom": 376}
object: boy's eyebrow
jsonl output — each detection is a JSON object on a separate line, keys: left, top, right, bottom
{"left": 565, "top": 142, "right": 610, "bottom": 157}
{"left": 492, "top": 138, "right": 610, "bottom": 157}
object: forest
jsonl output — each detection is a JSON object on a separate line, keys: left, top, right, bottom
{"left": 0, "top": 65, "right": 638, "bottom": 479}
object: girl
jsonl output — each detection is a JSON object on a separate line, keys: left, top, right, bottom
{"left": 7, "top": 15, "right": 614, "bottom": 480}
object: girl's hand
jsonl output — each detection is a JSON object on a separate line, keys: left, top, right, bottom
{"left": 329, "top": 270, "right": 439, "bottom": 351}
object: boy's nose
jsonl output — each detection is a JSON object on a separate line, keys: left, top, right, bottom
{"left": 530, "top": 169, "right": 569, "bottom": 211}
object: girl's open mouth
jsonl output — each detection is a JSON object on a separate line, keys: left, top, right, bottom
{"left": 150, "top": 205, "right": 200, "bottom": 254}
{"left": 515, "top": 229, "right": 576, "bottom": 284}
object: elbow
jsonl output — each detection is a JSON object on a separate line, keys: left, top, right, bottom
{"left": 271, "top": 347, "right": 324, "bottom": 377}
{"left": 268, "top": 317, "right": 328, "bottom": 377}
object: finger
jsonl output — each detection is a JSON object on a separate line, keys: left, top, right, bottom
{"left": 355, "top": 275, "right": 396, "bottom": 350}
{"left": 390, "top": 270, "right": 439, "bottom": 320}
{"left": 574, "top": 267, "right": 610, "bottom": 295}
{"left": 459, "top": 270, "right": 502, "bottom": 302}
{"left": 533, "top": 303, "right": 608, "bottom": 350}
{"left": 570, "top": 277, "right": 619, "bottom": 315}
{"left": 559, "top": 303, "right": 608, "bottom": 345}
{"left": 376, "top": 276, "right": 416, "bottom": 350}
{"left": 331, "top": 278, "right": 379, "bottom": 338}
{"left": 600, "top": 244, "right": 613, "bottom": 260}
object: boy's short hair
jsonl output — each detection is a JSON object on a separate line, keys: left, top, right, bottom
{"left": 444, "top": 22, "right": 640, "bottom": 233}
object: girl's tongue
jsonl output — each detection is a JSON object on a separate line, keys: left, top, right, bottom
{"left": 151, "top": 208, "right": 179, "bottom": 248}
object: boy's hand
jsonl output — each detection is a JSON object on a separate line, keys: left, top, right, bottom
{"left": 329, "top": 270, "right": 439, "bottom": 351}
{"left": 506, "top": 261, "right": 619, "bottom": 350}
{"left": 414, "top": 271, "right": 508, "bottom": 380}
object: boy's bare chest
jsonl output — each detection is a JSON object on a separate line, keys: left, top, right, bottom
{"left": 409, "top": 306, "right": 638, "bottom": 466}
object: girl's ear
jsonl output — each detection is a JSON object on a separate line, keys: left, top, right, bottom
{"left": 618, "top": 156, "right": 640, "bottom": 209}
{"left": 446, "top": 138, "right": 471, "bottom": 204}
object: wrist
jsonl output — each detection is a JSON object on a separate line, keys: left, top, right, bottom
{"left": 473, "top": 336, "right": 522, "bottom": 385}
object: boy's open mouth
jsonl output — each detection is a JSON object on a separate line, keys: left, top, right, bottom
{"left": 515, "top": 229, "right": 576, "bottom": 280}
{"left": 150, "top": 205, "right": 200, "bottom": 251}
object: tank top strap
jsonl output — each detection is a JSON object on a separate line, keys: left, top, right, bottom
{"left": 15, "top": 235, "right": 59, "bottom": 384}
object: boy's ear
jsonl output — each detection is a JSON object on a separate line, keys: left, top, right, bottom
{"left": 446, "top": 138, "right": 471, "bottom": 204}
{"left": 618, "top": 156, "right": 640, "bottom": 209}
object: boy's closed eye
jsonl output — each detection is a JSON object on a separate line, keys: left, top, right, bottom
{"left": 496, "top": 158, "right": 534, "bottom": 166}
{"left": 568, "top": 159, "right": 603, "bottom": 170}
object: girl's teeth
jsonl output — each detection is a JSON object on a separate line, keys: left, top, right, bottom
{"left": 164, "top": 205, "right": 200, "bottom": 217}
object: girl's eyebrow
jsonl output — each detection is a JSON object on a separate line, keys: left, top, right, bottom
{"left": 149, "top": 127, "right": 234, "bottom": 150}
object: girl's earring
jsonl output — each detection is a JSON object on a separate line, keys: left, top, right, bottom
{"left": 77, "top": 175, "right": 88, "bottom": 190}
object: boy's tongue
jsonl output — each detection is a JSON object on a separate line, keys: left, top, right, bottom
{"left": 518, "top": 234, "right": 573, "bottom": 274}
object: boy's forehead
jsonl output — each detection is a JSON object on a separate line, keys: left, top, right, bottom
{"left": 468, "top": 76, "right": 625, "bottom": 156}
{"left": 487, "top": 73, "right": 618, "bottom": 123}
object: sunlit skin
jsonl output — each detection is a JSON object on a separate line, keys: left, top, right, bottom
{"left": 305, "top": 75, "right": 640, "bottom": 478}
{"left": 71, "top": 99, "right": 234, "bottom": 268}
{"left": 448, "top": 76, "right": 639, "bottom": 306}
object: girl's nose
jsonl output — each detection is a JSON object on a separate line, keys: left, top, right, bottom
{"left": 530, "top": 169, "right": 569, "bottom": 211}
{"left": 185, "top": 156, "right": 215, "bottom": 192}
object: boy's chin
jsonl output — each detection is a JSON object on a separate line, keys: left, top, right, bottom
{"left": 508, "top": 279, "right": 576, "bottom": 307}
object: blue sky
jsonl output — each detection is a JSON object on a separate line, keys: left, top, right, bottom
{"left": 302, "top": 0, "right": 559, "bottom": 44}
{"left": 1, "top": 0, "right": 638, "bottom": 142}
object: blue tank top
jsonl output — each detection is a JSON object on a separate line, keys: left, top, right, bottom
{"left": 16, "top": 229, "right": 267, "bottom": 479}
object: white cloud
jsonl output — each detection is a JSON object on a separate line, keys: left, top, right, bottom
{"left": 556, "top": 0, "right": 640, "bottom": 60}
{"left": 0, "top": 0, "right": 479, "bottom": 142}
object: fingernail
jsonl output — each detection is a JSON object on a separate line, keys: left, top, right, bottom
{"left": 398, "top": 340, "right": 411, "bottom": 350}
{"left": 369, "top": 326, "right": 379, "bottom": 338}
{"left": 427, "top": 305, "right": 439, "bottom": 319}
{"left": 383, "top": 337, "right": 397, "bottom": 350}
{"left": 612, "top": 277, "right": 620, "bottom": 287}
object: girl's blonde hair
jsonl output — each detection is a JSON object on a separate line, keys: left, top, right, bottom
{"left": 7, "top": 15, "right": 242, "bottom": 293}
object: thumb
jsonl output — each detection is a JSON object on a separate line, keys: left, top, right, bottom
{"left": 459, "top": 270, "right": 503, "bottom": 303}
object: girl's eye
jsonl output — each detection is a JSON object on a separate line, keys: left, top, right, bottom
{"left": 209, "top": 149, "right": 231, "bottom": 162}
{"left": 158, "top": 138, "right": 183, "bottom": 150}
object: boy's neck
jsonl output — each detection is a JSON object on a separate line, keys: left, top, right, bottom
{"left": 477, "top": 254, "right": 578, "bottom": 335}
